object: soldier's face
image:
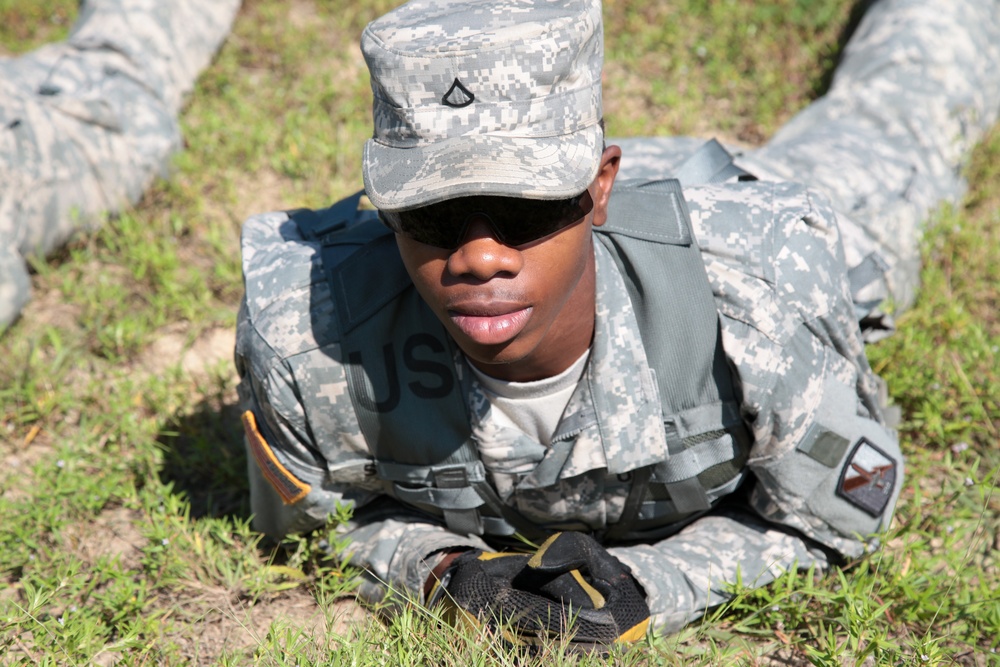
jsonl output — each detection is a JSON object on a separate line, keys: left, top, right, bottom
{"left": 396, "top": 146, "right": 621, "bottom": 382}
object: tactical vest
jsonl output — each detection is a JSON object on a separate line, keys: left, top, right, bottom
{"left": 289, "top": 141, "right": 755, "bottom": 545}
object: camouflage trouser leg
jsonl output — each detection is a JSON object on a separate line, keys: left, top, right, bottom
{"left": 0, "top": 0, "right": 241, "bottom": 330}
{"left": 615, "top": 0, "right": 1000, "bottom": 328}
{"left": 0, "top": 244, "right": 30, "bottom": 329}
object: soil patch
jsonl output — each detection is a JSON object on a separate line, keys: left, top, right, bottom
{"left": 140, "top": 325, "right": 236, "bottom": 380}
{"left": 160, "top": 586, "right": 368, "bottom": 665}
{"left": 62, "top": 505, "right": 146, "bottom": 572}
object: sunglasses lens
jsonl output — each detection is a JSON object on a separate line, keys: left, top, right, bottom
{"left": 383, "top": 193, "right": 593, "bottom": 249}
{"left": 386, "top": 207, "right": 463, "bottom": 248}
{"left": 501, "top": 194, "right": 593, "bottom": 246}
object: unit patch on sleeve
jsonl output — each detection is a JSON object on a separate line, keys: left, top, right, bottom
{"left": 242, "top": 410, "right": 312, "bottom": 505}
{"left": 836, "top": 437, "right": 897, "bottom": 517}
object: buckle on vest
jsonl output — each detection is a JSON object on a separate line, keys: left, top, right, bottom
{"left": 432, "top": 464, "right": 486, "bottom": 536}
{"left": 433, "top": 461, "right": 486, "bottom": 487}
{"left": 434, "top": 465, "right": 469, "bottom": 488}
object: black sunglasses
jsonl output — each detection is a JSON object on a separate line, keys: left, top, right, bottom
{"left": 379, "top": 191, "right": 594, "bottom": 250}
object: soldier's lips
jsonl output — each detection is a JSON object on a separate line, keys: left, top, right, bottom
{"left": 448, "top": 305, "right": 533, "bottom": 346}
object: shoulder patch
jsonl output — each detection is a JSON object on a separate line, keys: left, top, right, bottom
{"left": 836, "top": 437, "right": 897, "bottom": 517}
{"left": 242, "top": 410, "right": 311, "bottom": 505}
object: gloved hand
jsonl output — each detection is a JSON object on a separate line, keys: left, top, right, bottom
{"left": 428, "top": 532, "right": 650, "bottom": 649}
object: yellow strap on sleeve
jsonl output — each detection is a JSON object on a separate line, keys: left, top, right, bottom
{"left": 242, "top": 410, "right": 311, "bottom": 505}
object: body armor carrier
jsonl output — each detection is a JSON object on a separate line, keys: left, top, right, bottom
{"left": 289, "top": 142, "right": 756, "bottom": 544}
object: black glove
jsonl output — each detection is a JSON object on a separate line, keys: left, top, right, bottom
{"left": 431, "top": 532, "right": 649, "bottom": 649}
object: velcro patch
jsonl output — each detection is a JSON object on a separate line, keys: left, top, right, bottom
{"left": 242, "top": 410, "right": 311, "bottom": 505}
{"left": 796, "top": 423, "right": 851, "bottom": 468}
{"left": 836, "top": 438, "right": 896, "bottom": 517}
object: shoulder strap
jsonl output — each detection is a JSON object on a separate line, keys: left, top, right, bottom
{"left": 598, "top": 179, "right": 739, "bottom": 416}
{"left": 288, "top": 189, "right": 365, "bottom": 239}
{"left": 596, "top": 180, "right": 750, "bottom": 529}
{"left": 287, "top": 190, "right": 390, "bottom": 294}
{"left": 673, "top": 138, "right": 755, "bottom": 187}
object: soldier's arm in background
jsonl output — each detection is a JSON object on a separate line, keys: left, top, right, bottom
{"left": 610, "top": 181, "right": 901, "bottom": 633}
{"left": 0, "top": 0, "right": 241, "bottom": 328}
{"left": 235, "top": 210, "right": 487, "bottom": 606}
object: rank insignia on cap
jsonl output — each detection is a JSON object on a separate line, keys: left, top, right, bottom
{"left": 442, "top": 78, "right": 474, "bottom": 108}
{"left": 836, "top": 438, "right": 896, "bottom": 517}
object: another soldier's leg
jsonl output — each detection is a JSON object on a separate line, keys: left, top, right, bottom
{"left": 616, "top": 0, "right": 1000, "bottom": 329}
{"left": 739, "top": 0, "right": 1000, "bottom": 312}
{"left": 0, "top": 0, "right": 240, "bottom": 329}
{"left": 0, "top": 245, "right": 30, "bottom": 331}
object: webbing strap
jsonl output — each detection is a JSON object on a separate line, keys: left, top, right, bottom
{"left": 673, "top": 138, "right": 755, "bottom": 187}
{"left": 471, "top": 479, "right": 552, "bottom": 542}
{"left": 392, "top": 484, "right": 485, "bottom": 510}
{"left": 847, "top": 251, "right": 889, "bottom": 295}
{"left": 376, "top": 460, "right": 487, "bottom": 485}
{"left": 292, "top": 190, "right": 365, "bottom": 240}
{"left": 597, "top": 180, "right": 749, "bottom": 536}
{"left": 601, "top": 465, "right": 653, "bottom": 543}
{"left": 654, "top": 434, "right": 742, "bottom": 483}
{"left": 598, "top": 180, "right": 737, "bottom": 422}
{"left": 663, "top": 478, "right": 713, "bottom": 513}
{"left": 433, "top": 464, "right": 485, "bottom": 535}
{"left": 670, "top": 400, "right": 742, "bottom": 437}
{"left": 379, "top": 456, "right": 531, "bottom": 536}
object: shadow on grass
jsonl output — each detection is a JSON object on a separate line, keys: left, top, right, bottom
{"left": 157, "top": 398, "right": 251, "bottom": 521}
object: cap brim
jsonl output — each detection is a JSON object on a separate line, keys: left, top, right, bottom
{"left": 363, "top": 125, "right": 603, "bottom": 211}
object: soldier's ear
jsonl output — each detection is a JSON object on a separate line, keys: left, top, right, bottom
{"left": 590, "top": 145, "right": 621, "bottom": 228}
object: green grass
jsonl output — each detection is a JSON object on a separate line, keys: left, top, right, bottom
{"left": 602, "top": 0, "right": 860, "bottom": 141}
{"left": 1, "top": 0, "right": 999, "bottom": 664}
{"left": 0, "top": 0, "right": 75, "bottom": 55}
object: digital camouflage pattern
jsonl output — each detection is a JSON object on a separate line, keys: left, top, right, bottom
{"left": 618, "top": 0, "right": 1000, "bottom": 317}
{"left": 237, "top": 177, "right": 900, "bottom": 631}
{"left": 234, "top": 0, "right": 999, "bottom": 634}
{"left": 613, "top": 180, "right": 901, "bottom": 630}
{"left": 0, "top": 0, "right": 241, "bottom": 328}
{"left": 361, "top": 0, "right": 605, "bottom": 210}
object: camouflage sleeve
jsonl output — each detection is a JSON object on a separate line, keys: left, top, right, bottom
{"left": 736, "top": 185, "right": 903, "bottom": 561}
{"left": 619, "top": 180, "right": 902, "bottom": 632}
{"left": 236, "top": 212, "right": 487, "bottom": 604}
{"left": 236, "top": 343, "right": 486, "bottom": 604}
{"left": 609, "top": 506, "right": 831, "bottom": 633}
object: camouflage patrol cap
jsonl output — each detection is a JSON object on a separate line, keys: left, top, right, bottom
{"left": 361, "top": 0, "right": 605, "bottom": 211}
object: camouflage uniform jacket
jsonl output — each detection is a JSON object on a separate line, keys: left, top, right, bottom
{"left": 235, "top": 179, "right": 902, "bottom": 633}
